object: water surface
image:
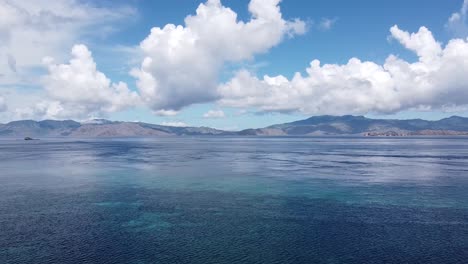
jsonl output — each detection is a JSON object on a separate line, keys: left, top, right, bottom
{"left": 1, "top": 137, "right": 467, "bottom": 263}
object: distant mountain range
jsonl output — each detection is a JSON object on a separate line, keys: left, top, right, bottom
{"left": 2, "top": 115, "right": 468, "bottom": 138}
{"left": 239, "top": 115, "right": 468, "bottom": 136}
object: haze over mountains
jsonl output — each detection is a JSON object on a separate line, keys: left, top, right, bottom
{"left": 1, "top": 115, "right": 468, "bottom": 138}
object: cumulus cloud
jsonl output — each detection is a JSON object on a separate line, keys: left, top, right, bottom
{"left": 203, "top": 109, "right": 225, "bottom": 118}
{"left": 446, "top": 0, "right": 468, "bottom": 37}
{"left": 218, "top": 25, "right": 468, "bottom": 115}
{"left": 131, "top": 0, "right": 306, "bottom": 113}
{"left": 0, "top": 96, "right": 7, "bottom": 112}
{"left": 0, "top": 0, "right": 135, "bottom": 84}
{"left": 161, "top": 121, "right": 188, "bottom": 127}
{"left": 34, "top": 44, "right": 140, "bottom": 119}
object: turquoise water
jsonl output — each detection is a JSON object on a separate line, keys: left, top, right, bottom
{"left": 1, "top": 137, "right": 467, "bottom": 263}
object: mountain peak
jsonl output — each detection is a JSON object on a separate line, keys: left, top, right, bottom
{"left": 447, "top": 115, "right": 466, "bottom": 119}
{"left": 80, "top": 119, "right": 115, "bottom": 125}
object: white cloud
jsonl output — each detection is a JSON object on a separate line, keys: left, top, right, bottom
{"left": 203, "top": 109, "right": 225, "bottom": 118}
{"left": 318, "top": 17, "right": 337, "bottom": 31}
{"left": 7, "top": 54, "right": 16, "bottom": 73}
{"left": 131, "top": 0, "right": 306, "bottom": 112}
{"left": 161, "top": 121, "right": 188, "bottom": 127}
{"left": 390, "top": 25, "right": 442, "bottom": 64}
{"left": 218, "top": 25, "right": 468, "bottom": 115}
{"left": 14, "top": 100, "right": 64, "bottom": 120}
{"left": 0, "top": 0, "right": 136, "bottom": 85}
{"left": 154, "top": 109, "right": 179, "bottom": 117}
{"left": 33, "top": 44, "right": 140, "bottom": 119}
{"left": 446, "top": 0, "right": 468, "bottom": 37}
{"left": 0, "top": 96, "right": 6, "bottom": 112}
{"left": 0, "top": 86, "right": 47, "bottom": 121}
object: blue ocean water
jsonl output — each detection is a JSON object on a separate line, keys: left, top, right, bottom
{"left": 0, "top": 137, "right": 467, "bottom": 263}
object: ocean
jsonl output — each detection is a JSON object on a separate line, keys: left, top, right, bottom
{"left": 1, "top": 137, "right": 467, "bottom": 263}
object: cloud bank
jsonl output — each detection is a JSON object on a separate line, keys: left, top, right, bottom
{"left": 3, "top": 0, "right": 468, "bottom": 121}
{"left": 218, "top": 25, "right": 468, "bottom": 115}
{"left": 131, "top": 0, "right": 306, "bottom": 112}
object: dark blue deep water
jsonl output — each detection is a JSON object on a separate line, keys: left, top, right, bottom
{"left": 1, "top": 137, "right": 468, "bottom": 263}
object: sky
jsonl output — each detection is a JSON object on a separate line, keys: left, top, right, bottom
{"left": 1, "top": 0, "right": 468, "bottom": 129}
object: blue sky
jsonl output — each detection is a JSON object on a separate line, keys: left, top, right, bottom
{"left": 1, "top": 0, "right": 468, "bottom": 129}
